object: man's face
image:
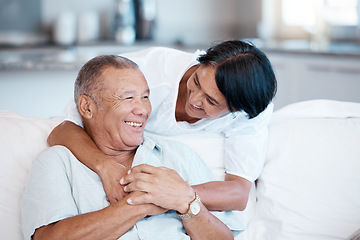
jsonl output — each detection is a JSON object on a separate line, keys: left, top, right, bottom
{"left": 91, "top": 66, "right": 151, "bottom": 154}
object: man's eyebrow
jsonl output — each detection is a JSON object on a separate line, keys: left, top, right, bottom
{"left": 195, "top": 73, "right": 220, "bottom": 105}
{"left": 118, "top": 89, "right": 150, "bottom": 97}
{"left": 117, "top": 91, "right": 134, "bottom": 97}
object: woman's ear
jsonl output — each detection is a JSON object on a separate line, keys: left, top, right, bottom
{"left": 78, "top": 95, "right": 95, "bottom": 119}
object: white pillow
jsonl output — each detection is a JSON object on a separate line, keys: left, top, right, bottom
{"left": 0, "top": 111, "right": 62, "bottom": 240}
{"left": 248, "top": 100, "right": 360, "bottom": 240}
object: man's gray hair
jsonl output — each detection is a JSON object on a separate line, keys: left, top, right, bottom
{"left": 74, "top": 55, "right": 138, "bottom": 108}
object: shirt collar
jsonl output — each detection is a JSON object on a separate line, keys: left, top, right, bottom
{"left": 140, "top": 135, "right": 162, "bottom": 153}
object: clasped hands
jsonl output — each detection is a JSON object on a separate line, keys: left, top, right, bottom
{"left": 100, "top": 161, "right": 195, "bottom": 215}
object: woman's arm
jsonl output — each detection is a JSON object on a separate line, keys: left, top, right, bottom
{"left": 192, "top": 174, "right": 252, "bottom": 211}
{"left": 47, "top": 121, "right": 127, "bottom": 203}
{"left": 121, "top": 165, "right": 251, "bottom": 211}
{"left": 182, "top": 201, "right": 234, "bottom": 240}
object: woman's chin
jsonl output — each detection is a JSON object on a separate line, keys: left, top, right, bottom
{"left": 185, "top": 107, "right": 203, "bottom": 121}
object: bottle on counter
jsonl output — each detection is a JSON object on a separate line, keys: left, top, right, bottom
{"left": 53, "top": 11, "right": 77, "bottom": 46}
{"left": 77, "top": 11, "right": 100, "bottom": 44}
{"left": 134, "top": 0, "right": 157, "bottom": 40}
{"left": 113, "top": 0, "right": 136, "bottom": 45}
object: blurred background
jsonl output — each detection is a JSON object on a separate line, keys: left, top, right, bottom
{"left": 1, "top": 0, "right": 360, "bottom": 118}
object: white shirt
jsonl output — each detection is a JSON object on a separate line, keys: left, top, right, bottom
{"left": 65, "top": 47, "right": 274, "bottom": 182}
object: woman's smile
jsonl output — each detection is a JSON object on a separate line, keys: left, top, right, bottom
{"left": 190, "top": 103, "right": 204, "bottom": 111}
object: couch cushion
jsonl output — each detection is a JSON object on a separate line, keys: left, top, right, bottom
{"left": 0, "top": 111, "right": 62, "bottom": 240}
{"left": 249, "top": 100, "right": 360, "bottom": 240}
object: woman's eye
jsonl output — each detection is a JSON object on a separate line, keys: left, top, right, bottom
{"left": 125, "top": 97, "right": 133, "bottom": 100}
{"left": 207, "top": 98, "right": 215, "bottom": 106}
{"left": 194, "top": 78, "right": 200, "bottom": 87}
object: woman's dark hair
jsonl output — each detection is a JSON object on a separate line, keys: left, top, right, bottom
{"left": 198, "top": 40, "right": 277, "bottom": 119}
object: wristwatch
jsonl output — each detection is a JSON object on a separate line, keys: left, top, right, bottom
{"left": 177, "top": 192, "right": 201, "bottom": 219}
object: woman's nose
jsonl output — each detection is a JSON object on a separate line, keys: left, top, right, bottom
{"left": 190, "top": 90, "right": 203, "bottom": 106}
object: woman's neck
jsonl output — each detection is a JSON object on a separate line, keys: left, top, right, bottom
{"left": 175, "top": 65, "right": 199, "bottom": 123}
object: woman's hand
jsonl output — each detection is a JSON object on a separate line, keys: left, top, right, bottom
{"left": 120, "top": 164, "right": 195, "bottom": 213}
{"left": 98, "top": 159, "right": 129, "bottom": 203}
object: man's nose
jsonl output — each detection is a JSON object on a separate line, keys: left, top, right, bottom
{"left": 132, "top": 99, "right": 150, "bottom": 116}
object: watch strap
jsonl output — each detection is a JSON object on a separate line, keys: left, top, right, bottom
{"left": 177, "top": 192, "right": 201, "bottom": 220}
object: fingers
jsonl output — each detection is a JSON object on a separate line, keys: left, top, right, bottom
{"left": 121, "top": 171, "right": 153, "bottom": 189}
{"left": 120, "top": 165, "right": 194, "bottom": 211}
{"left": 127, "top": 192, "right": 151, "bottom": 205}
{"left": 98, "top": 159, "right": 129, "bottom": 203}
{"left": 123, "top": 175, "right": 153, "bottom": 193}
{"left": 105, "top": 184, "right": 128, "bottom": 204}
{"left": 128, "top": 164, "right": 159, "bottom": 175}
{"left": 120, "top": 164, "right": 167, "bottom": 186}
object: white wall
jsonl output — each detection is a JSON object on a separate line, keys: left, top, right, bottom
{"left": 0, "top": 70, "right": 77, "bottom": 118}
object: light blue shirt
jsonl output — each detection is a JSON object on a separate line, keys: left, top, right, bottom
{"left": 21, "top": 135, "right": 243, "bottom": 239}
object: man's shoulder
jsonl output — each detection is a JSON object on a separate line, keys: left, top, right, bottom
{"left": 37, "top": 145, "right": 73, "bottom": 158}
{"left": 33, "top": 145, "right": 76, "bottom": 169}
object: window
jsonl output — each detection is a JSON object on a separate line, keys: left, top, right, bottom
{"left": 262, "top": 0, "right": 360, "bottom": 41}
{"left": 282, "top": 0, "right": 358, "bottom": 27}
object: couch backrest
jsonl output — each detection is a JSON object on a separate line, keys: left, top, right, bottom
{"left": 3, "top": 99, "right": 360, "bottom": 240}
{"left": 248, "top": 100, "right": 360, "bottom": 240}
{"left": 0, "top": 111, "right": 62, "bottom": 240}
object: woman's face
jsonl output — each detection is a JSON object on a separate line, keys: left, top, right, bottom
{"left": 185, "top": 65, "right": 229, "bottom": 120}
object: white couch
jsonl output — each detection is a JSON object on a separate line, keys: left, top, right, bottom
{"left": 1, "top": 100, "right": 360, "bottom": 240}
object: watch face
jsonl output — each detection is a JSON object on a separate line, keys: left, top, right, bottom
{"left": 190, "top": 201, "right": 201, "bottom": 215}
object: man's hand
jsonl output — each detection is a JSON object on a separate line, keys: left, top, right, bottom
{"left": 98, "top": 159, "right": 129, "bottom": 203}
{"left": 125, "top": 191, "right": 167, "bottom": 217}
{"left": 120, "top": 164, "right": 194, "bottom": 213}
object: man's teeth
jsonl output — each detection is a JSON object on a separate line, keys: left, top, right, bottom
{"left": 125, "top": 121, "right": 142, "bottom": 127}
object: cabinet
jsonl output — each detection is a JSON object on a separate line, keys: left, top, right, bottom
{"left": 266, "top": 52, "right": 360, "bottom": 110}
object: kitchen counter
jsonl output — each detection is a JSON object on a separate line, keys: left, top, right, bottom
{"left": 1, "top": 39, "right": 360, "bottom": 71}
{"left": 0, "top": 42, "right": 170, "bottom": 71}
{"left": 1, "top": 39, "right": 360, "bottom": 119}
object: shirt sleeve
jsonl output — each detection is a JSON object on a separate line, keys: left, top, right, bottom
{"left": 224, "top": 103, "right": 274, "bottom": 182}
{"left": 21, "top": 147, "right": 79, "bottom": 240}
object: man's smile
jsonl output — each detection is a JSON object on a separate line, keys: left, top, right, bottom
{"left": 124, "top": 121, "right": 143, "bottom": 127}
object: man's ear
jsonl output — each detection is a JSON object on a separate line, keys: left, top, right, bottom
{"left": 78, "top": 95, "right": 96, "bottom": 119}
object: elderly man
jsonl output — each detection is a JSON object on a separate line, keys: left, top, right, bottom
{"left": 21, "top": 55, "right": 242, "bottom": 240}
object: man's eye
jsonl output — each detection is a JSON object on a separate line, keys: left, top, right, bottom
{"left": 125, "top": 97, "right": 133, "bottom": 100}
